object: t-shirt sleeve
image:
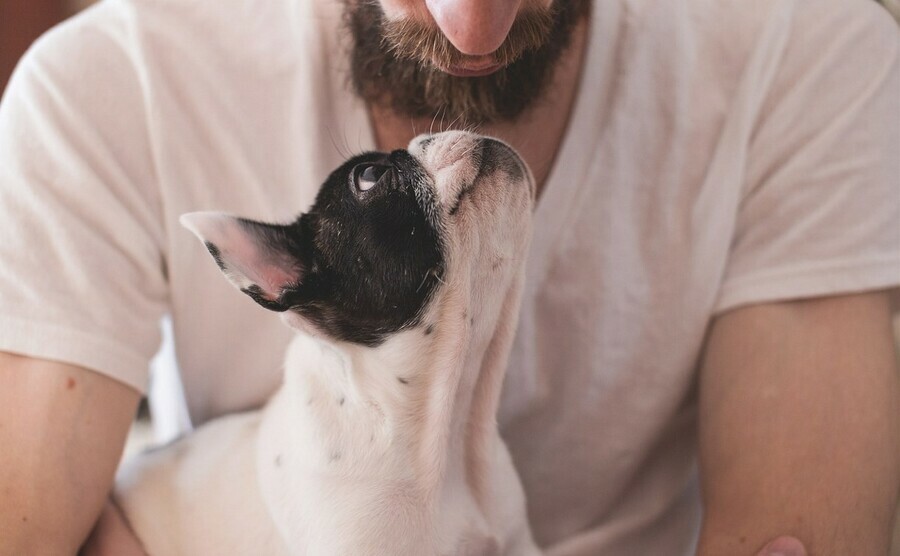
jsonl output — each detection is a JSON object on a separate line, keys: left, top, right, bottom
{"left": 0, "top": 7, "right": 167, "bottom": 392}
{"left": 714, "top": 1, "right": 900, "bottom": 314}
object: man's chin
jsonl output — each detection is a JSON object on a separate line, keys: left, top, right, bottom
{"left": 439, "top": 62, "right": 505, "bottom": 78}
{"left": 346, "top": 0, "right": 590, "bottom": 125}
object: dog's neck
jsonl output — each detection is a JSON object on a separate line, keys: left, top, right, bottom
{"left": 264, "top": 264, "right": 524, "bottom": 510}
{"left": 359, "top": 275, "right": 522, "bottom": 503}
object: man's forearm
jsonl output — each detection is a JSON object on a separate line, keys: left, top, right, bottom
{"left": 696, "top": 293, "right": 900, "bottom": 555}
{"left": 0, "top": 353, "right": 139, "bottom": 555}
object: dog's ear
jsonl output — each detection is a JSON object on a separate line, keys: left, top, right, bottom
{"left": 180, "top": 212, "right": 304, "bottom": 312}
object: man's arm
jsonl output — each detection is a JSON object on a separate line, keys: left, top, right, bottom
{"left": 696, "top": 291, "right": 900, "bottom": 555}
{"left": 0, "top": 352, "right": 139, "bottom": 555}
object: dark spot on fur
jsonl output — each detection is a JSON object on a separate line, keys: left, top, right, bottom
{"left": 398, "top": 377, "right": 409, "bottom": 385}
{"left": 275, "top": 454, "right": 282, "bottom": 467}
{"left": 481, "top": 138, "right": 526, "bottom": 182}
{"left": 307, "top": 396, "right": 314, "bottom": 406}
{"left": 66, "top": 377, "right": 75, "bottom": 390}
{"left": 21, "top": 516, "right": 27, "bottom": 522}
{"left": 424, "top": 324, "right": 434, "bottom": 335}
{"left": 204, "top": 241, "right": 226, "bottom": 271}
{"left": 447, "top": 138, "right": 525, "bottom": 216}
{"left": 470, "top": 316, "right": 475, "bottom": 326}
{"left": 330, "top": 452, "right": 342, "bottom": 462}
{"left": 448, "top": 187, "right": 471, "bottom": 215}
{"left": 339, "top": 397, "right": 345, "bottom": 406}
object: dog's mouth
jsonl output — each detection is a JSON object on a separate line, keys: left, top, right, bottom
{"left": 477, "top": 138, "right": 531, "bottom": 193}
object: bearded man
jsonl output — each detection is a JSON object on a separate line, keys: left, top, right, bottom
{"left": 0, "top": 0, "right": 897, "bottom": 555}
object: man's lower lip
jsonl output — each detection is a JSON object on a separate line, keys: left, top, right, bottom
{"left": 441, "top": 64, "right": 503, "bottom": 77}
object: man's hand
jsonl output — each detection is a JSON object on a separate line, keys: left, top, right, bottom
{"left": 80, "top": 500, "right": 148, "bottom": 556}
{"left": 0, "top": 352, "right": 139, "bottom": 555}
{"left": 696, "top": 291, "right": 900, "bottom": 555}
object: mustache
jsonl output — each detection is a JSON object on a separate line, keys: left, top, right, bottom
{"left": 380, "top": 5, "right": 555, "bottom": 69}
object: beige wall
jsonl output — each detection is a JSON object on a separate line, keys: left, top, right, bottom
{"left": 67, "top": 0, "right": 97, "bottom": 15}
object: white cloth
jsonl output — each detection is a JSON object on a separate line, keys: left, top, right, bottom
{"left": 0, "top": 0, "right": 897, "bottom": 553}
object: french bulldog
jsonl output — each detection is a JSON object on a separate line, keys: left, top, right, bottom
{"left": 114, "top": 131, "right": 540, "bottom": 555}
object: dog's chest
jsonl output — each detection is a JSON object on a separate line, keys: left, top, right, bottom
{"left": 251, "top": 335, "right": 505, "bottom": 555}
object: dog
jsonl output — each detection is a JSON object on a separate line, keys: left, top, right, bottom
{"left": 114, "top": 131, "right": 540, "bottom": 555}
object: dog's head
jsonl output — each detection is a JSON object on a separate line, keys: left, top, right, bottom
{"left": 182, "top": 131, "right": 534, "bottom": 346}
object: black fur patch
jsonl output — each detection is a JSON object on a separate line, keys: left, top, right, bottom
{"left": 204, "top": 242, "right": 227, "bottom": 272}
{"left": 242, "top": 285, "right": 290, "bottom": 312}
{"left": 240, "top": 150, "right": 445, "bottom": 347}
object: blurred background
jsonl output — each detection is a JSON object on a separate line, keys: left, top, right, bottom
{"left": 1, "top": 0, "right": 899, "bottom": 553}
{"left": 1, "top": 0, "right": 89, "bottom": 91}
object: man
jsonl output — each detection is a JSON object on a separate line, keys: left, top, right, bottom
{"left": 0, "top": 0, "right": 897, "bottom": 554}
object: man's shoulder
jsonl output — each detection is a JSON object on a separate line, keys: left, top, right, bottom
{"left": 623, "top": 0, "right": 895, "bottom": 56}
{"left": 21, "top": 0, "right": 337, "bottom": 91}
{"left": 611, "top": 0, "right": 897, "bottom": 103}
{"left": 21, "top": 0, "right": 137, "bottom": 78}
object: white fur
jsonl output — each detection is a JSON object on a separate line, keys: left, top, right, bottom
{"left": 115, "top": 131, "right": 539, "bottom": 555}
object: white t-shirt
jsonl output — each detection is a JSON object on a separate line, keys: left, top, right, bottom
{"left": 1, "top": 0, "right": 897, "bottom": 553}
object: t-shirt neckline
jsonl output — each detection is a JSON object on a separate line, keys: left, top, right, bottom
{"left": 346, "top": 2, "right": 611, "bottom": 290}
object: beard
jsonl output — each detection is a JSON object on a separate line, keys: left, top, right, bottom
{"left": 346, "top": 0, "right": 590, "bottom": 126}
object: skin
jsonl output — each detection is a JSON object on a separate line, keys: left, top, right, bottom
{"left": 3, "top": 1, "right": 897, "bottom": 555}
{"left": 378, "top": 0, "right": 552, "bottom": 56}
{"left": 0, "top": 353, "right": 139, "bottom": 555}
{"left": 697, "top": 292, "right": 900, "bottom": 555}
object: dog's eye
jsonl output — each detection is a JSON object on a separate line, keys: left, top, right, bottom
{"left": 354, "top": 165, "right": 389, "bottom": 192}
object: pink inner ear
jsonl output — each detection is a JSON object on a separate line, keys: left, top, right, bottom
{"left": 224, "top": 232, "right": 300, "bottom": 301}
{"left": 181, "top": 212, "right": 302, "bottom": 301}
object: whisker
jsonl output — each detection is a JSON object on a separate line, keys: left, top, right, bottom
{"left": 326, "top": 126, "right": 349, "bottom": 159}
{"left": 429, "top": 109, "right": 441, "bottom": 135}
{"left": 447, "top": 113, "right": 464, "bottom": 131}
{"left": 416, "top": 267, "right": 445, "bottom": 292}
